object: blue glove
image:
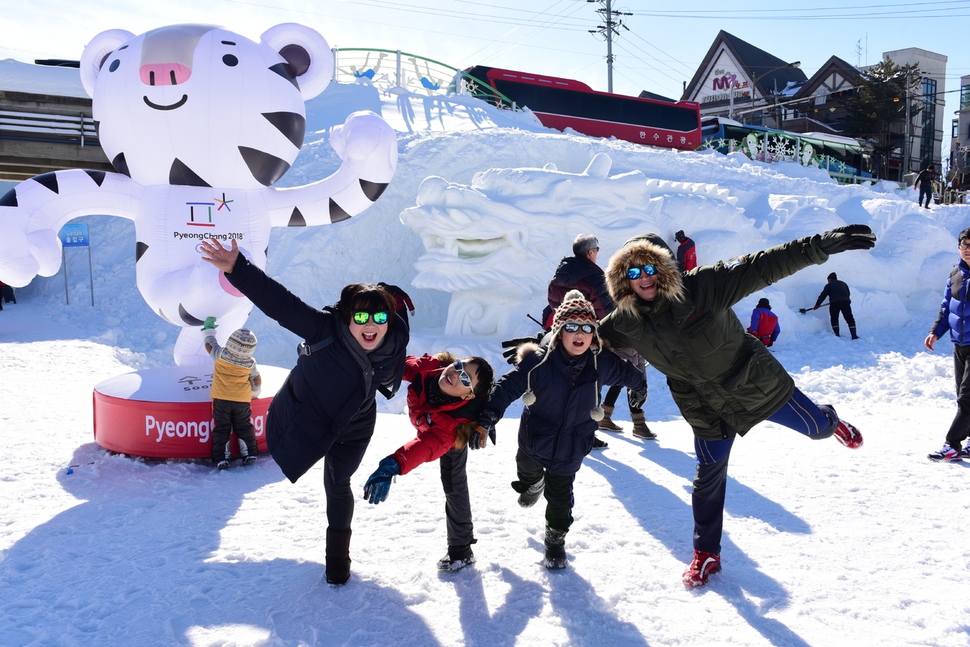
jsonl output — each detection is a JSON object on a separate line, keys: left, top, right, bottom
{"left": 363, "top": 457, "right": 400, "bottom": 504}
{"left": 201, "top": 316, "right": 218, "bottom": 331}
{"left": 470, "top": 410, "right": 499, "bottom": 449}
{"left": 628, "top": 386, "right": 647, "bottom": 411}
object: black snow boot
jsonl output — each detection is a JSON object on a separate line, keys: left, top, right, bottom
{"left": 437, "top": 541, "right": 476, "bottom": 571}
{"left": 326, "top": 527, "right": 353, "bottom": 586}
{"left": 543, "top": 526, "right": 568, "bottom": 570}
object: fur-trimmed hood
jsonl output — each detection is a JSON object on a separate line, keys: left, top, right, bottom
{"left": 604, "top": 234, "right": 685, "bottom": 315}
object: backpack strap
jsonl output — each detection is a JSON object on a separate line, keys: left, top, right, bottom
{"left": 297, "top": 335, "right": 334, "bottom": 357}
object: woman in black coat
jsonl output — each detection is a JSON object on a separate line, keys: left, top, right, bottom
{"left": 201, "top": 238, "right": 408, "bottom": 586}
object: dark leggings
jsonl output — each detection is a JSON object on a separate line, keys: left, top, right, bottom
{"left": 515, "top": 449, "right": 575, "bottom": 532}
{"left": 691, "top": 388, "right": 838, "bottom": 553}
{"left": 323, "top": 406, "right": 377, "bottom": 531}
{"left": 440, "top": 447, "right": 474, "bottom": 547}
{"left": 829, "top": 301, "right": 857, "bottom": 337}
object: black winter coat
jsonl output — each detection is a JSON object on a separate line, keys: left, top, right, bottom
{"left": 546, "top": 256, "right": 615, "bottom": 321}
{"left": 485, "top": 343, "right": 645, "bottom": 475}
{"left": 815, "top": 279, "right": 851, "bottom": 307}
{"left": 226, "top": 255, "right": 408, "bottom": 483}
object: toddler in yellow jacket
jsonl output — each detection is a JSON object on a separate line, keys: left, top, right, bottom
{"left": 203, "top": 320, "right": 262, "bottom": 469}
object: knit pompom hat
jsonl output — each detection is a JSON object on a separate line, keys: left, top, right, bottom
{"left": 522, "top": 290, "right": 604, "bottom": 421}
{"left": 221, "top": 328, "right": 257, "bottom": 367}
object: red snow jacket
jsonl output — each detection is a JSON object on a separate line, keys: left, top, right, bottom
{"left": 390, "top": 355, "right": 482, "bottom": 475}
{"left": 748, "top": 307, "right": 780, "bottom": 347}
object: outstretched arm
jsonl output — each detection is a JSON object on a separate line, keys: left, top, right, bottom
{"left": 0, "top": 170, "right": 139, "bottom": 286}
{"left": 265, "top": 111, "right": 397, "bottom": 228}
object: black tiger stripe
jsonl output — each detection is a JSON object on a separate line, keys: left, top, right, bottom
{"left": 136, "top": 241, "right": 148, "bottom": 262}
{"left": 170, "top": 159, "right": 210, "bottom": 187}
{"left": 85, "top": 170, "right": 106, "bottom": 187}
{"left": 329, "top": 198, "right": 351, "bottom": 223}
{"left": 239, "top": 147, "right": 290, "bottom": 187}
{"left": 178, "top": 304, "right": 205, "bottom": 327}
{"left": 359, "top": 179, "right": 388, "bottom": 201}
{"left": 262, "top": 112, "right": 305, "bottom": 148}
{"left": 0, "top": 189, "right": 17, "bottom": 207}
{"left": 33, "top": 172, "right": 59, "bottom": 194}
{"left": 112, "top": 153, "right": 131, "bottom": 177}
{"left": 287, "top": 207, "right": 306, "bottom": 227}
{"left": 268, "top": 63, "right": 299, "bottom": 90}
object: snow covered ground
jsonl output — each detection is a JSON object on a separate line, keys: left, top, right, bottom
{"left": 2, "top": 62, "right": 970, "bottom": 646}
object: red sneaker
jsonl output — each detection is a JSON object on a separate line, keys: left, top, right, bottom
{"left": 833, "top": 420, "right": 863, "bottom": 449}
{"left": 683, "top": 550, "right": 721, "bottom": 587}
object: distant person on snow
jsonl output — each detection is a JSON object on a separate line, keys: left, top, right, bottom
{"left": 926, "top": 227, "right": 970, "bottom": 462}
{"left": 362, "top": 352, "right": 494, "bottom": 572}
{"left": 474, "top": 290, "right": 647, "bottom": 570}
{"left": 202, "top": 319, "right": 262, "bottom": 469}
{"left": 598, "top": 226, "right": 874, "bottom": 587}
{"left": 200, "top": 238, "right": 408, "bottom": 587}
{"left": 915, "top": 164, "right": 935, "bottom": 209}
{"left": 813, "top": 272, "right": 859, "bottom": 339}
{"left": 674, "top": 230, "right": 697, "bottom": 272}
{"left": 748, "top": 297, "right": 780, "bottom": 347}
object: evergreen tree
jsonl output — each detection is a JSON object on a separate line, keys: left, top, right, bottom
{"left": 843, "top": 58, "right": 921, "bottom": 179}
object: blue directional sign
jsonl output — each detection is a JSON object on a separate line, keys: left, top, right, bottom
{"left": 59, "top": 223, "right": 89, "bottom": 247}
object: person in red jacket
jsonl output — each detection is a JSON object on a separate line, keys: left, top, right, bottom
{"left": 675, "top": 230, "right": 697, "bottom": 272}
{"left": 362, "top": 352, "right": 494, "bottom": 571}
{"left": 748, "top": 298, "right": 780, "bottom": 347}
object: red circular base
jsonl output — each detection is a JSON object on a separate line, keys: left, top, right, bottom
{"left": 93, "top": 365, "right": 289, "bottom": 459}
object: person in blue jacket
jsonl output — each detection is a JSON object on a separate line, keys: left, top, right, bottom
{"left": 748, "top": 297, "right": 780, "bottom": 347}
{"left": 474, "top": 290, "right": 646, "bottom": 570}
{"left": 200, "top": 238, "right": 408, "bottom": 586}
{"left": 926, "top": 227, "right": 970, "bottom": 462}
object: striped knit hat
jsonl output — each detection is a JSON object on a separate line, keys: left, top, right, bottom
{"left": 221, "top": 328, "right": 257, "bottom": 367}
{"left": 522, "top": 290, "right": 604, "bottom": 421}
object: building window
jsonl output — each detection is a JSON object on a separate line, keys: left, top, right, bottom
{"left": 962, "top": 84, "right": 970, "bottom": 111}
{"left": 955, "top": 119, "right": 961, "bottom": 139}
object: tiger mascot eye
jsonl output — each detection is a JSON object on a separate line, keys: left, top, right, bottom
{"left": 0, "top": 23, "right": 397, "bottom": 365}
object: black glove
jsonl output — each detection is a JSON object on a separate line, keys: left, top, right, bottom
{"left": 628, "top": 386, "right": 647, "bottom": 411}
{"left": 470, "top": 410, "right": 499, "bottom": 449}
{"left": 501, "top": 333, "right": 546, "bottom": 364}
{"left": 818, "top": 225, "right": 876, "bottom": 255}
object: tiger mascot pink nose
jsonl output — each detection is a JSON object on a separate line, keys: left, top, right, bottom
{"left": 140, "top": 63, "right": 191, "bottom": 86}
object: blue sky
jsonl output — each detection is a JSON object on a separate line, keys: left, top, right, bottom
{"left": 2, "top": 1, "right": 968, "bottom": 129}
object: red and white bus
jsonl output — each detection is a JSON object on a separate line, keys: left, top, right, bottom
{"left": 463, "top": 65, "right": 702, "bottom": 151}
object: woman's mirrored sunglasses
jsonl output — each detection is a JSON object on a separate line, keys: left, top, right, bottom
{"left": 352, "top": 310, "right": 389, "bottom": 325}
{"left": 563, "top": 322, "right": 595, "bottom": 334}
{"left": 626, "top": 265, "right": 657, "bottom": 280}
{"left": 453, "top": 360, "right": 473, "bottom": 389}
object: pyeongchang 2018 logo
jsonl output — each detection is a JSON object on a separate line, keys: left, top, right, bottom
{"left": 145, "top": 413, "right": 265, "bottom": 444}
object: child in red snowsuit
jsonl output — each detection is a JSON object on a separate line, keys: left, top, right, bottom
{"left": 362, "top": 352, "right": 494, "bottom": 571}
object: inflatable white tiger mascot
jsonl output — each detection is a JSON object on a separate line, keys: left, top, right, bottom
{"left": 0, "top": 23, "right": 397, "bottom": 364}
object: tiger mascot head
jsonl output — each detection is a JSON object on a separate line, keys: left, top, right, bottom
{"left": 79, "top": 23, "right": 331, "bottom": 190}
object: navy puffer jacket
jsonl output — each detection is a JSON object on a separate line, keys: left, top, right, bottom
{"left": 485, "top": 343, "right": 645, "bottom": 475}
{"left": 226, "top": 255, "right": 408, "bottom": 482}
{"left": 931, "top": 261, "right": 970, "bottom": 346}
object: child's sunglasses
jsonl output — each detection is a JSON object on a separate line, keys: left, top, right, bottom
{"left": 352, "top": 310, "right": 389, "bottom": 325}
{"left": 626, "top": 265, "right": 657, "bottom": 280}
{"left": 453, "top": 360, "right": 474, "bottom": 390}
{"left": 563, "top": 323, "right": 595, "bottom": 334}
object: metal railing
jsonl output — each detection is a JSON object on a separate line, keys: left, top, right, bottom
{"left": 0, "top": 109, "right": 98, "bottom": 146}
{"left": 331, "top": 48, "right": 521, "bottom": 110}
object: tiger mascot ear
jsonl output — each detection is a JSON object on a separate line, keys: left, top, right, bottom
{"left": 79, "top": 29, "right": 136, "bottom": 98}
{"left": 260, "top": 23, "right": 332, "bottom": 101}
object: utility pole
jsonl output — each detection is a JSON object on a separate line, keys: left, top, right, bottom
{"left": 588, "top": 0, "right": 630, "bottom": 93}
{"left": 903, "top": 68, "right": 912, "bottom": 180}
